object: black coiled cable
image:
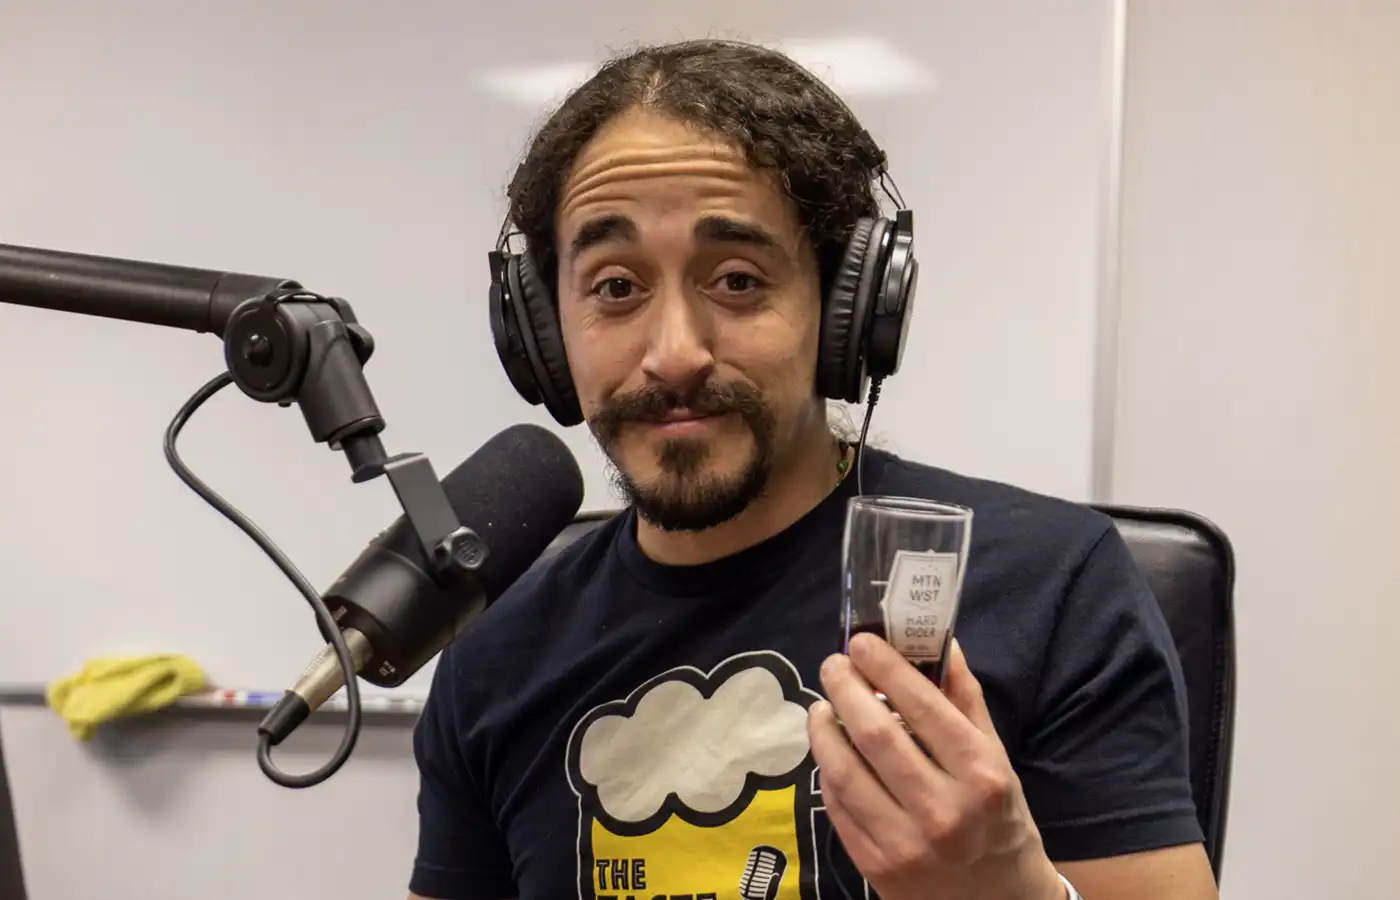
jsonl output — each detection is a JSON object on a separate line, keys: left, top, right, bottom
{"left": 162, "top": 372, "right": 362, "bottom": 788}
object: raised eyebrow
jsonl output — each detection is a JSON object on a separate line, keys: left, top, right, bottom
{"left": 693, "top": 215, "right": 783, "bottom": 253}
{"left": 567, "top": 213, "right": 638, "bottom": 264}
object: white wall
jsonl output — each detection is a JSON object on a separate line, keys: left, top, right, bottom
{"left": 17, "top": 2, "right": 1397, "bottom": 898}
{"left": 0, "top": 0, "right": 1114, "bottom": 693}
{"left": 9, "top": 1, "right": 1397, "bottom": 898}
{"left": 0, "top": 706, "right": 419, "bottom": 898}
{"left": 0, "top": 2, "right": 1121, "bottom": 898}
{"left": 1114, "top": 2, "right": 1400, "bottom": 897}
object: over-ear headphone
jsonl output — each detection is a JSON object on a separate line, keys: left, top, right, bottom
{"left": 488, "top": 190, "right": 918, "bottom": 428}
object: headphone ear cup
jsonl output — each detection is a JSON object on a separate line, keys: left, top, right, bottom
{"left": 818, "top": 218, "right": 889, "bottom": 403}
{"left": 509, "top": 253, "right": 583, "bottom": 427}
{"left": 490, "top": 253, "right": 545, "bottom": 407}
{"left": 865, "top": 209, "right": 919, "bottom": 380}
{"left": 818, "top": 219, "right": 874, "bottom": 402}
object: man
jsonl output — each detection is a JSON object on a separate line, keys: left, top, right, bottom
{"left": 409, "top": 39, "right": 1216, "bottom": 900}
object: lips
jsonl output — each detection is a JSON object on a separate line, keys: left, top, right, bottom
{"left": 639, "top": 409, "right": 729, "bottom": 434}
{"left": 656, "top": 409, "right": 711, "bottom": 423}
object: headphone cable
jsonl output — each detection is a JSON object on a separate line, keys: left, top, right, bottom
{"left": 855, "top": 376, "right": 883, "bottom": 496}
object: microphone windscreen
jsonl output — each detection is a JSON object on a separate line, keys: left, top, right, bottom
{"left": 439, "top": 423, "right": 585, "bottom": 598}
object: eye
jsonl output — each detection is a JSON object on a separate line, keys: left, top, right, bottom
{"left": 589, "top": 276, "right": 640, "bottom": 302}
{"left": 713, "top": 271, "right": 765, "bottom": 296}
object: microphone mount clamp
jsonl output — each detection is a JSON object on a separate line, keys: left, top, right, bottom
{"left": 221, "top": 288, "right": 487, "bottom": 587}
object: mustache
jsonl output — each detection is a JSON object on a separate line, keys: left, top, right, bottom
{"left": 588, "top": 380, "right": 771, "bottom": 442}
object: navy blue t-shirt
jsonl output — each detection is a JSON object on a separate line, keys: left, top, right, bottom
{"left": 408, "top": 449, "right": 1203, "bottom": 899}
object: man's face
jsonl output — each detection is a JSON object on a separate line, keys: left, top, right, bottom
{"left": 555, "top": 108, "right": 826, "bottom": 531}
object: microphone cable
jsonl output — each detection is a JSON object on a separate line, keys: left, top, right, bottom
{"left": 162, "top": 371, "right": 362, "bottom": 789}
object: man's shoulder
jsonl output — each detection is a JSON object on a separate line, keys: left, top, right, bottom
{"left": 479, "top": 509, "right": 623, "bottom": 619}
{"left": 871, "top": 449, "right": 1113, "bottom": 556}
{"left": 438, "top": 509, "right": 625, "bottom": 667}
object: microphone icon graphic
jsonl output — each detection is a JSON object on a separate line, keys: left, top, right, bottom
{"left": 738, "top": 844, "right": 788, "bottom": 900}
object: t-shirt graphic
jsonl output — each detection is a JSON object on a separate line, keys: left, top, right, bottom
{"left": 566, "top": 649, "right": 863, "bottom": 900}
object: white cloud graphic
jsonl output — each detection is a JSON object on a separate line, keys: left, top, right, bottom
{"left": 577, "top": 665, "right": 811, "bottom": 824}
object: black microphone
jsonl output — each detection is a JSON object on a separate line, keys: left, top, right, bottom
{"left": 0, "top": 240, "right": 581, "bottom": 786}
{"left": 0, "top": 242, "right": 297, "bottom": 337}
{"left": 257, "top": 423, "right": 585, "bottom": 744}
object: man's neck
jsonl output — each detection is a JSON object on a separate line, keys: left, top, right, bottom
{"left": 635, "top": 432, "right": 848, "bottom": 567}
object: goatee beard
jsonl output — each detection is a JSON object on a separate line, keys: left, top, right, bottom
{"left": 589, "top": 380, "right": 777, "bottom": 532}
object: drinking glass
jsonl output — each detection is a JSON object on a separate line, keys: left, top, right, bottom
{"left": 840, "top": 496, "right": 973, "bottom": 686}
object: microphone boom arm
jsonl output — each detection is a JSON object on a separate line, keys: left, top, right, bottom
{"left": 1, "top": 242, "right": 485, "bottom": 786}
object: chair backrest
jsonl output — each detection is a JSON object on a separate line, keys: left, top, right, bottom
{"left": 542, "top": 505, "right": 1237, "bottom": 880}
{"left": 1091, "top": 505, "right": 1236, "bottom": 881}
{"left": 0, "top": 730, "right": 28, "bottom": 900}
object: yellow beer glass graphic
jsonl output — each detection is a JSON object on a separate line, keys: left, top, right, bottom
{"left": 567, "top": 654, "right": 822, "bottom": 900}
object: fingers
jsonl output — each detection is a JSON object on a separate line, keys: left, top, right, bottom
{"left": 846, "top": 632, "right": 986, "bottom": 774}
{"left": 819, "top": 652, "right": 959, "bottom": 792}
{"left": 817, "top": 768, "right": 886, "bottom": 874}
{"left": 807, "top": 697, "right": 921, "bottom": 844}
{"left": 942, "top": 638, "right": 998, "bottom": 737}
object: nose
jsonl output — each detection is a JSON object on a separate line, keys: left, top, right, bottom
{"left": 639, "top": 287, "right": 715, "bottom": 394}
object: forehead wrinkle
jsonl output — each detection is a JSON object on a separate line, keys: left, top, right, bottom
{"left": 560, "top": 158, "right": 753, "bottom": 219}
{"left": 571, "top": 138, "right": 744, "bottom": 180}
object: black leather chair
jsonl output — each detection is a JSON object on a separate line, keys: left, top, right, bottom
{"left": 1094, "top": 505, "right": 1235, "bottom": 882}
{"left": 0, "top": 730, "right": 27, "bottom": 900}
{"left": 543, "top": 504, "right": 1237, "bottom": 882}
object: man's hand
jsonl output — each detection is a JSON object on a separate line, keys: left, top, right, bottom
{"left": 809, "top": 634, "right": 1064, "bottom": 900}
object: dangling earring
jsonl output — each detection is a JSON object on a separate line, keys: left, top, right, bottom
{"left": 835, "top": 440, "right": 852, "bottom": 484}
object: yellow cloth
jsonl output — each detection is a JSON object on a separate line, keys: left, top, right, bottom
{"left": 46, "top": 654, "right": 206, "bottom": 741}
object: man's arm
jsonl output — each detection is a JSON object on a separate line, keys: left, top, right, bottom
{"left": 811, "top": 636, "right": 1217, "bottom": 900}
{"left": 809, "top": 520, "right": 1217, "bottom": 900}
{"left": 1058, "top": 844, "right": 1216, "bottom": 898}
{"left": 1023, "top": 523, "right": 1218, "bottom": 899}
{"left": 405, "top": 644, "right": 518, "bottom": 900}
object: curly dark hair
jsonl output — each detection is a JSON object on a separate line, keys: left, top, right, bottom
{"left": 504, "top": 39, "right": 886, "bottom": 300}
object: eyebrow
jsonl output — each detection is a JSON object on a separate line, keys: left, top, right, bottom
{"left": 693, "top": 215, "right": 784, "bottom": 256}
{"left": 567, "top": 214, "right": 638, "bottom": 264}
{"left": 565, "top": 212, "right": 787, "bottom": 265}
